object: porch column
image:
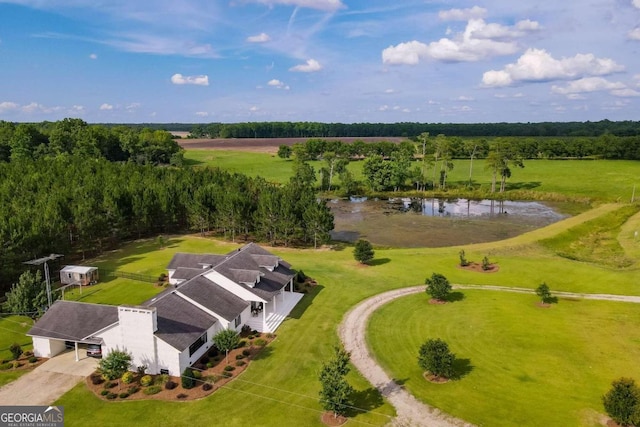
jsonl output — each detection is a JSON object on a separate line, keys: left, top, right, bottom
{"left": 281, "top": 289, "right": 284, "bottom": 303}
{"left": 74, "top": 342, "right": 79, "bottom": 361}
{"left": 262, "top": 306, "right": 266, "bottom": 328}
{"left": 289, "top": 278, "right": 293, "bottom": 293}
{"left": 273, "top": 295, "right": 277, "bottom": 312}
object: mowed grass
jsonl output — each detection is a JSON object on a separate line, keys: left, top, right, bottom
{"left": 367, "top": 290, "right": 640, "bottom": 427}
{"left": 184, "top": 149, "right": 640, "bottom": 202}
{"left": 0, "top": 315, "right": 34, "bottom": 386}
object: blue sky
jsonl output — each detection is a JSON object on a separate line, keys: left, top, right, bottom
{"left": 1, "top": 0, "right": 640, "bottom": 124}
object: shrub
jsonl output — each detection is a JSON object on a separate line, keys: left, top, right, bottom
{"left": 104, "top": 381, "right": 117, "bottom": 389}
{"left": 165, "top": 381, "right": 177, "bottom": 390}
{"left": 206, "top": 362, "right": 214, "bottom": 369}
{"left": 236, "top": 340, "right": 246, "bottom": 348}
{"left": 121, "top": 371, "right": 134, "bottom": 384}
{"left": 140, "top": 375, "right": 153, "bottom": 387}
{"left": 222, "top": 371, "right": 233, "bottom": 378}
{"left": 425, "top": 273, "right": 452, "bottom": 301}
{"left": 254, "top": 338, "right": 267, "bottom": 347}
{"left": 137, "top": 365, "right": 148, "bottom": 375}
{"left": 99, "top": 349, "right": 133, "bottom": 381}
{"left": 213, "top": 356, "right": 220, "bottom": 362}
{"left": 28, "top": 356, "right": 38, "bottom": 363}
{"left": 223, "top": 365, "right": 235, "bottom": 372}
{"left": 240, "top": 324, "right": 252, "bottom": 337}
{"left": 235, "top": 354, "right": 245, "bottom": 360}
{"left": 236, "top": 360, "right": 246, "bottom": 367}
{"left": 0, "top": 362, "right": 13, "bottom": 371}
{"left": 242, "top": 349, "right": 251, "bottom": 357}
{"left": 265, "top": 333, "right": 275, "bottom": 339}
{"left": 106, "top": 392, "right": 117, "bottom": 400}
{"left": 418, "top": 338, "right": 456, "bottom": 379}
{"left": 177, "top": 393, "right": 188, "bottom": 399}
{"left": 202, "top": 383, "right": 213, "bottom": 391}
{"left": 181, "top": 368, "right": 195, "bottom": 389}
{"left": 353, "top": 239, "right": 374, "bottom": 264}
{"left": 603, "top": 377, "right": 640, "bottom": 426}
{"left": 24, "top": 351, "right": 33, "bottom": 357}
{"left": 192, "top": 370, "right": 202, "bottom": 380}
{"left": 158, "top": 374, "right": 170, "bottom": 385}
{"left": 11, "top": 361, "right": 21, "bottom": 369}
{"left": 128, "top": 386, "right": 140, "bottom": 394}
{"left": 482, "top": 256, "right": 491, "bottom": 271}
{"left": 9, "top": 343, "right": 22, "bottom": 360}
{"left": 119, "top": 392, "right": 129, "bottom": 399}
{"left": 100, "top": 390, "right": 109, "bottom": 396}
{"left": 90, "top": 374, "right": 104, "bottom": 385}
{"left": 143, "top": 385, "right": 161, "bottom": 395}
{"left": 296, "top": 270, "right": 307, "bottom": 283}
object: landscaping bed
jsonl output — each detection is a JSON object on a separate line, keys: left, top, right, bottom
{"left": 86, "top": 333, "right": 274, "bottom": 401}
{"left": 0, "top": 351, "right": 46, "bottom": 372}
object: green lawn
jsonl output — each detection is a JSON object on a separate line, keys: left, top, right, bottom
{"left": 367, "top": 290, "right": 640, "bottom": 427}
{"left": 183, "top": 149, "right": 640, "bottom": 202}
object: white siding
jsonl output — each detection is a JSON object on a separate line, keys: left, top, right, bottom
{"left": 118, "top": 306, "right": 158, "bottom": 373}
{"left": 31, "top": 337, "right": 66, "bottom": 358}
{"left": 154, "top": 337, "right": 181, "bottom": 376}
{"left": 95, "top": 323, "right": 122, "bottom": 356}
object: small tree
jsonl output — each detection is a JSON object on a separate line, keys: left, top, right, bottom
{"left": 156, "top": 235, "right": 166, "bottom": 249}
{"left": 603, "top": 378, "right": 640, "bottom": 426}
{"left": 98, "top": 349, "right": 132, "bottom": 381}
{"left": 536, "top": 282, "right": 552, "bottom": 304}
{"left": 318, "top": 347, "right": 353, "bottom": 418}
{"left": 277, "top": 145, "right": 292, "bottom": 159}
{"left": 353, "top": 239, "right": 374, "bottom": 264}
{"left": 418, "top": 338, "right": 456, "bottom": 379}
{"left": 425, "top": 273, "right": 451, "bottom": 302}
{"left": 212, "top": 329, "right": 240, "bottom": 365}
{"left": 9, "top": 343, "right": 23, "bottom": 360}
{"left": 4, "top": 270, "right": 53, "bottom": 316}
{"left": 459, "top": 250, "right": 469, "bottom": 267}
{"left": 481, "top": 256, "right": 490, "bottom": 271}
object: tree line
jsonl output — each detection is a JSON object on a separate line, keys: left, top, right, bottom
{"left": 186, "top": 120, "right": 640, "bottom": 139}
{"left": 0, "top": 118, "right": 183, "bottom": 165}
{"left": 0, "top": 156, "right": 332, "bottom": 292}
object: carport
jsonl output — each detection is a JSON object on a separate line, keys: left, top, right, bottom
{"left": 27, "top": 300, "right": 118, "bottom": 362}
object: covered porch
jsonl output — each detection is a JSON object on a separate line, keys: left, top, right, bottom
{"left": 245, "top": 290, "right": 303, "bottom": 333}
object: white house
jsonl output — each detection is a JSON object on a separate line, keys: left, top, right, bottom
{"left": 28, "top": 243, "right": 302, "bottom": 376}
{"left": 59, "top": 265, "right": 99, "bottom": 286}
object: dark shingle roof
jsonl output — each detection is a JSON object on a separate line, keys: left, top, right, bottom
{"left": 178, "top": 276, "right": 249, "bottom": 322}
{"left": 167, "top": 253, "right": 226, "bottom": 270}
{"left": 171, "top": 267, "right": 205, "bottom": 281}
{"left": 149, "top": 292, "right": 217, "bottom": 350}
{"left": 27, "top": 300, "right": 118, "bottom": 341}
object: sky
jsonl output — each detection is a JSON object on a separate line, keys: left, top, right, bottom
{"left": 1, "top": 0, "right": 640, "bottom": 124}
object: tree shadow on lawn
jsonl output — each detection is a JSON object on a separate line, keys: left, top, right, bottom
{"left": 368, "top": 258, "right": 390, "bottom": 266}
{"left": 451, "top": 358, "right": 473, "bottom": 380}
{"left": 445, "top": 291, "right": 465, "bottom": 303}
{"left": 346, "top": 387, "right": 385, "bottom": 417}
{"left": 248, "top": 345, "right": 274, "bottom": 362}
{"left": 288, "top": 285, "right": 323, "bottom": 320}
{"left": 506, "top": 181, "right": 541, "bottom": 190}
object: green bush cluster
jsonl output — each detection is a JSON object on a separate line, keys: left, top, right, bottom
{"left": 140, "top": 375, "right": 153, "bottom": 386}
{"left": 0, "top": 362, "right": 13, "bottom": 370}
{"left": 143, "top": 386, "right": 161, "bottom": 395}
{"left": 181, "top": 368, "right": 196, "bottom": 389}
{"left": 254, "top": 338, "right": 267, "bottom": 347}
{"left": 121, "top": 371, "right": 134, "bottom": 384}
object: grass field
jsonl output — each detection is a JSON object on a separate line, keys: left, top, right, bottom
{"left": 367, "top": 290, "right": 640, "bottom": 427}
{"left": 183, "top": 149, "right": 640, "bottom": 202}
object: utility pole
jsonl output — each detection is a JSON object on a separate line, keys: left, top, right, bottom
{"left": 24, "top": 254, "right": 64, "bottom": 310}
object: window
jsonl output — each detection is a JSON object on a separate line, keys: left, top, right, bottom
{"left": 188, "top": 333, "right": 207, "bottom": 357}
{"left": 234, "top": 314, "right": 241, "bottom": 328}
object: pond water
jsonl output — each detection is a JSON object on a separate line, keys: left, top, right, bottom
{"left": 329, "top": 197, "right": 571, "bottom": 248}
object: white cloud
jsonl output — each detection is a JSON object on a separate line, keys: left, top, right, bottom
{"left": 454, "top": 95, "right": 475, "bottom": 101}
{"left": 89, "top": 53, "right": 97, "bottom": 59}
{"left": 628, "top": 28, "right": 640, "bottom": 40}
{"left": 249, "top": 106, "right": 259, "bottom": 112}
{"left": 438, "top": 6, "right": 487, "bottom": 21}
{"left": 247, "top": 33, "right": 271, "bottom": 43}
{"left": 611, "top": 88, "right": 640, "bottom": 97}
{"left": 482, "top": 48, "right": 625, "bottom": 87}
{"left": 0, "top": 101, "right": 19, "bottom": 112}
{"left": 247, "top": 0, "right": 345, "bottom": 12}
{"left": 171, "top": 73, "right": 209, "bottom": 86}
{"left": 70, "top": 105, "right": 85, "bottom": 112}
{"left": 634, "top": 0, "right": 640, "bottom": 8}
{"left": 267, "top": 79, "right": 290, "bottom": 90}
{"left": 384, "top": 89, "right": 395, "bottom": 94}
{"left": 379, "top": 105, "right": 389, "bottom": 111}
{"left": 382, "top": 41, "right": 429, "bottom": 65}
{"left": 100, "top": 103, "right": 114, "bottom": 110}
{"left": 126, "top": 102, "right": 141, "bottom": 111}
{"left": 195, "top": 111, "right": 209, "bottom": 117}
{"left": 289, "top": 58, "right": 322, "bottom": 72}
{"left": 383, "top": 18, "right": 538, "bottom": 64}
{"left": 21, "top": 102, "right": 61, "bottom": 114}
{"left": 551, "top": 77, "right": 625, "bottom": 95}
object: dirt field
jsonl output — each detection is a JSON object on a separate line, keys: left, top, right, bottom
{"left": 176, "top": 137, "right": 405, "bottom": 154}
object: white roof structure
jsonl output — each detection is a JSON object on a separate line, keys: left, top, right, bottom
{"left": 60, "top": 265, "right": 97, "bottom": 274}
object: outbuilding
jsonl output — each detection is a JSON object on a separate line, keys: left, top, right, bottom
{"left": 60, "top": 265, "right": 98, "bottom": 286}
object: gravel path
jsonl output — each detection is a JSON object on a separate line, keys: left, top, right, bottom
{"left": 338, "top": 285, "right": 640, "bottom": 426}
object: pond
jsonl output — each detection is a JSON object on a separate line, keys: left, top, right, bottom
{"left": 329, "top": 197, "right": 574, "bottom": 248}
